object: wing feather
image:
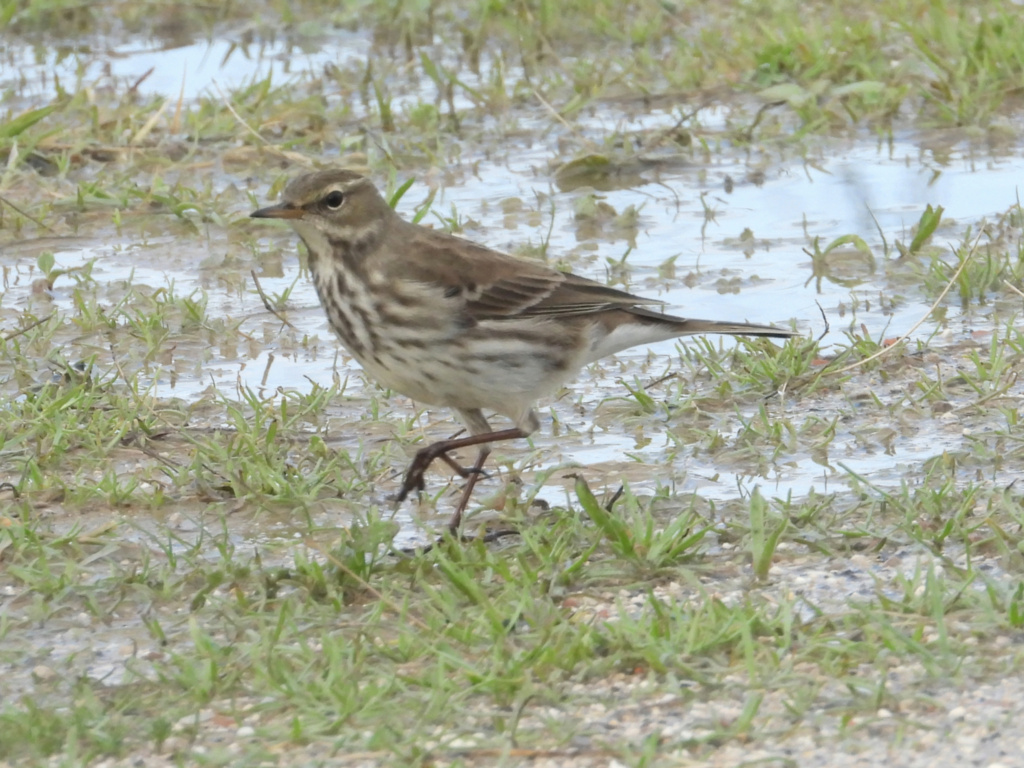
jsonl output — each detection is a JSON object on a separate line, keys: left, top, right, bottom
{"left": 378, "top": 223, "right": 664, "bottom": 321}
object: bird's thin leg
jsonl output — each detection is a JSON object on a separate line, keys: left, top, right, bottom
{"left": 436, "top": 451, "right": 486, "bottom": 479}
{"left": 395, "top": 427, "right": 527, "bottom": 503}
{"left": 447, "top": 447, "right": 490, "bottom": 534}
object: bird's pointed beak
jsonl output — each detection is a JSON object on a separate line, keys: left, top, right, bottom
{"left": 250, "top": 203, "right": 305, "bottom": 220}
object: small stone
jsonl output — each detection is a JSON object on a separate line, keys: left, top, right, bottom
{"left": 32, "top": 665, "right": 57, "bottom": 681}
{"left": 161, "top": 736, "right": 188, "bottom": 753}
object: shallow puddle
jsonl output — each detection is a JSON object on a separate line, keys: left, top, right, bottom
{"left": 3, "top": 24, "right": 1024, "bottom": 540}
{"left": 3, "top": 30, "right": 368, "bottom": 104}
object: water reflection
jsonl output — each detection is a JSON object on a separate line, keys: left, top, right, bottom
{"left": 2, "top": 32, "right": 367, "bottom": 101}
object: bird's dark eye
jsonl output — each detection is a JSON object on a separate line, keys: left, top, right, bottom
{"left": 324, "top": 190, "right": 345, "bottom": 209}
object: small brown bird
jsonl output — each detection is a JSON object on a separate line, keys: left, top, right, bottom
{"left": 252, "top": 169, "right": 797, "bottom": 534}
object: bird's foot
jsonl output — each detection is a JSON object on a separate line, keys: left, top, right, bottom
{"left": 394, "top": 445, "right": 488, "bottom": 503}
{"left": 438, "top": 452, "right": 492, "bottom": 481}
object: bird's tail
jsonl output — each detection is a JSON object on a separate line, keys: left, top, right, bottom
{"left": 669, "top": 318, "right": 798, "bottom": 339}
{"left": 587, "top": 309, "right": 797, "bottom": 362}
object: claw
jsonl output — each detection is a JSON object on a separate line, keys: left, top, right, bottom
{"left": 391, "top": 426, "right": 529, "bottom": 531}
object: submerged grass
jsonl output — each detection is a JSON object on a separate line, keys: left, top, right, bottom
{"left": 4, "top": 1, "right": 1024, "bottom": 189}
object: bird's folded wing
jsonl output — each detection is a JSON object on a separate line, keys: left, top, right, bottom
{"left": 387, "top": 227, "right": 664, "bottom": 320}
